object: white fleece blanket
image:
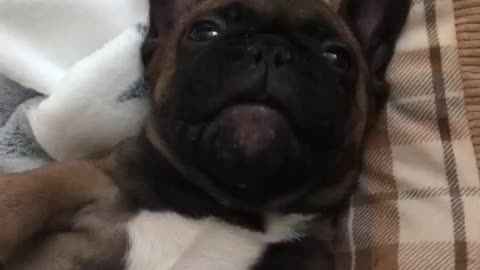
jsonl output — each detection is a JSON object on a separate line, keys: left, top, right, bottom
{"left": 0, "top": 0, "right": 150, "bottom": 172}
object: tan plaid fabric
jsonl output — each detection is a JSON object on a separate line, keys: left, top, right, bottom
{"left": 331, "top": 0, "right": 480, "bottom": 269}
{"left": 456, "top": 0, "right": 480, "bottom": 169}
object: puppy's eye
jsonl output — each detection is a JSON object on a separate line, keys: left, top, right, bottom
{"left": 321, "top": 42, "right": 351, "bottom": 72}
{"left": 189, "top": 20, "right": 223, "bottom": 42}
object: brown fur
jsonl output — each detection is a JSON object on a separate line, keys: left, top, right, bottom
{"left": 0, "top": 161, "right": 128, "bottom": 269}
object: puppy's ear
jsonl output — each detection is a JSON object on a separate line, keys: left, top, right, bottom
{"left": 340, "top": 0, "right": 411, "bottom": 80}
{"left": 340, "top": 0, "right": 410, "bottom": 119}
{"left": 142, "top": 0, "right": 199, "bottom": 64}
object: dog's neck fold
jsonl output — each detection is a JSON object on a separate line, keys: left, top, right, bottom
{"left": 145, "top": 122, "right": 237, "bottom": 209}
{"left": 143, "top": 121, "right": 328, "bottom": 215}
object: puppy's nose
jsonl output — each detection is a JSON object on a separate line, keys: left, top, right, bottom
{"left": 246, "top": 35, "right": 292, "bottom": 68}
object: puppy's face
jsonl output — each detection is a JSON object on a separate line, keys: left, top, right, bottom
{"left": 147, "top": 0, "right": 410, "bottom": 211}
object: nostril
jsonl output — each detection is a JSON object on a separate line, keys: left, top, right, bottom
{"left": 274, "top": 48, "right": 291, "bottom": 68}
{"left": 247, "top": 45, "right": 263, "bottom": 65}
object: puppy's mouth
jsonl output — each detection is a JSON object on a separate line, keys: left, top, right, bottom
{"left": 201, "top": 103, "right": 298, "bottom": 159}
{"left": 194, "top": 100, "right": 308, "bottom": 200}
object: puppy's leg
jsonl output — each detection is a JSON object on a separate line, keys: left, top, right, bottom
{"left": 6, "top": 225, "right": 127, "bottom": 270}
{"left": 0, "top": 161, "right": 119, "bottom": 264}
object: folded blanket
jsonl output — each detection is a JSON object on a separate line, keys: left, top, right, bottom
{"left": 0, "top": 0, "right": 150, "bottom": 172}
{"left": 336, "top": 0, "right": 480, "bottom": 269}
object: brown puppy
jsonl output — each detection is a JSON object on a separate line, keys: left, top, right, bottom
{"left": 0, "top": 0, "right": 411, "bottom": 269}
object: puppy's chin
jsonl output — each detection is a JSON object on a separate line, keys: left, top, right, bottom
{"left": 198, "top": 104, "right": 307, "bottom": 199}
{"left": 203, "top": 104, "right": 296, "bottom": 158}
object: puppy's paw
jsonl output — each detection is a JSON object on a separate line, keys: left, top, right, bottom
{"left": 0, "top": 161, "right": 122, "bottom": 265}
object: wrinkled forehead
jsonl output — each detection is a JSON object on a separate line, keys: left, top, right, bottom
{"left": 197, "top": 0, "right": 334, "bottom": 17}
{"left": 151, "top": 0, "right": 367, "bottom": 103}
{"left": 185, "top": 0, "right": 348, "bottom": 35}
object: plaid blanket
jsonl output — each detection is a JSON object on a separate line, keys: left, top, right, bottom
{"left": 335, "top": 0, "right": 480, "bottom": 269}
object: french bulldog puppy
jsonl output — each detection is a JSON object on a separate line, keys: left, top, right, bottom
{"left": 0, "top": 0, "right": 411, "bottom": 269}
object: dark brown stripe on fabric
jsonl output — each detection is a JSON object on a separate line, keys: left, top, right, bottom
{"left": 424, "top": 1, "right": 468, "bottom": 270}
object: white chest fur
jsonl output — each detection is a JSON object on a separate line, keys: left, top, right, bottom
{"left": 126, "top": 211, "right": 312, "bottom": 270}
